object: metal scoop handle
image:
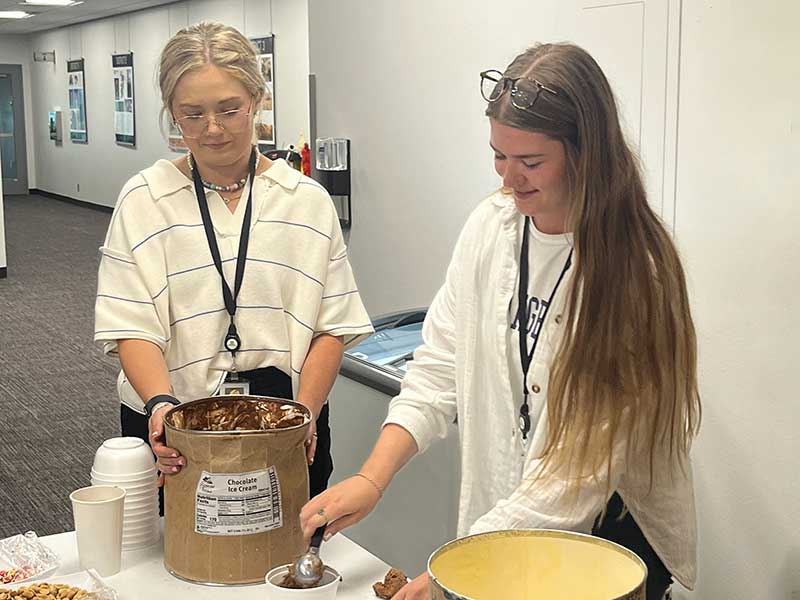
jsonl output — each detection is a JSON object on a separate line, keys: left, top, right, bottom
{"left": 310, "top": 524, "right": 326, "bottom": 551}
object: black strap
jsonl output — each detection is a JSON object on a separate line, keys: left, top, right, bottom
{"left": 143, "top": 394, "right": 180, "bottom": 418}
{"left": 191, "top": 148, "right": 257, "bottom": 358}
{"left": 517, "top": 216, "right": 573, "bottom": 439}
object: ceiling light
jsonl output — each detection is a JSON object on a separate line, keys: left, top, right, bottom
{"left": 20, "top": 0, "right": 81, "bottom": 6}
{"left": 0, "top": 11, "right": 32, "bottom": 18}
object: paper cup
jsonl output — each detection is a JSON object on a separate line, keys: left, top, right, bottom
{"left": 70, "top": 485, "right": 126, "bottom": 576}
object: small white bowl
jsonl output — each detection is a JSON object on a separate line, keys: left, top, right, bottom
{"left": 124, "top": 515, "right": 157, "bottom": 527}
{"left": 123, "top": 492, "right": 158, "bottom": 503}
{"left": 124, "top": 503, "right": 157, "bottom": 513}
{"left": 265, "top": 565, "right": 341, "bottom": 599}
{"left": 91, "top": 467, "right": 157, "bottom": 482}
{"left": 122, "top": 525, "right": 158, "bottom": 543}
{"left": 119, "top": 487, "right": 157, "bottom": 498}
{"left": 92, "top": 486, "right": 158, "bottom": 506}
{"left": 123, "top": 526, "right": 157, "bottom": 537}
{"left": 91, "top": 477, "right": 157, "bottom": 498}
{"left": 124, "top": 512, "right": 158, "bottom": 525}
{"left": 124, "top": 507, "right": 158, "bottom": 518}
{"left": 92, "top": 470, "right": 157, "bottom": 482}
{"left": 122, "top": 536, "right": 160, "bottom": 551}
{"left": 124, "top": 507, "right": 158, "bottom": 519}
{"left": 122, "top": 532, "right": 159, "bottom": 545}
{"left": 123, "top": 492, "right": 157, "bottom": 503}
{"left": 123, "top": 511, "right": 158, "bottom": 523}
{"left": 92, "top": 438, "right": 156, "bottom": 476}
{"left": 124, "top": 504, "right": 158, "bottom": 517}
{"left": 91, "top": 476, "right": 158, "bottom": 494}
{"left": 123, "top": 521, "right": 158, "bottom": 535}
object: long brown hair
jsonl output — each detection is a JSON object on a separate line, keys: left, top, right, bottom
{"left": 487, "top": 43, "right": 701, "bottom": 492}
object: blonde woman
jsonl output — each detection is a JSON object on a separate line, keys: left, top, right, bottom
{"left": 301, "top": 43, "right": 700, "bottom": 600}
{"left": 94, "top": 22, "right": 372, "bottom": 505}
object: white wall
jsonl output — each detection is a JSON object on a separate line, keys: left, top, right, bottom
{"left": 309, "top": 1, "right": 563, "bottom": 315}
{"left": 308, "top": 0, "right": 677, "bottom": 313}
{"left": 27, "top": 0, "right": 309, "bottom": 208}
{"left": 270, "top": 0, "right": 309, "bottom": 148}
{"left": 309, "top": 1, "right": 800, "bottom": 598}
{"left": 671, "top": 1, "right": 800, "bottom": 598}
{"left": 0, "top": 34, "right": 36, "bottom": 188}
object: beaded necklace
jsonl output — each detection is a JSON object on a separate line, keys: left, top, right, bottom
{"left": 187, "top": 150, "right": 260, "bottom": 194}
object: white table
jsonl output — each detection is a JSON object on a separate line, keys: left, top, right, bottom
{"left": 38, "top": 525, "right": 392, "bottom": 599}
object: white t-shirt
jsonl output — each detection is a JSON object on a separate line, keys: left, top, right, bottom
{"left": 94, "top": 158, "right": 373, "bottom": 412}
{"left": 506, "top": 219, "right": 573, "bottom": 464}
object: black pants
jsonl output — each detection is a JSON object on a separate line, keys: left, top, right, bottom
{"left": 592, "top": 492, "right": 673, "bottom": 600}
{"left": 120, "top": 367, "right": 334, "bottom": 515}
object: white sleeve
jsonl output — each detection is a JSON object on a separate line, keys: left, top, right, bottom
{"left": 94, "top": 182, "right": 170, "bottom": 355}
{"left": 314, "top": 202, "right": 373, "bottom": 349}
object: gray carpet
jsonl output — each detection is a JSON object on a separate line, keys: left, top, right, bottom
{"left": 0, "top": 193, "right": 120, "bottom": 539}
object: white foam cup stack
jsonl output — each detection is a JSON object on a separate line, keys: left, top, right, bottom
{"left": 90, "top": 437, "right": 160, "bottom": 550}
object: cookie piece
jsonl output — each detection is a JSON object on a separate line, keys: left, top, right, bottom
{"left": 373, "top": 567, "right": 408, "bottom": 599}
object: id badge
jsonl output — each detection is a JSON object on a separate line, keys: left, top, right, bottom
{"left": 220, "top": 375, "right": 250, "bottom": 396}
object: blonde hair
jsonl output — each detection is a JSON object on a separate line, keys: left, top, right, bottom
{"left": 487, "top": 43, "right": 701, "bottom": 495}
{"left": 157, "top": 21, "right": 265, "bottom": 129}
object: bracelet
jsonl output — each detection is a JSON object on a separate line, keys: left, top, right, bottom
{"left": 355, "top": 472, "right": 384, "bottom": 498}
{"left": 144, "top": 394, "right": 180, "bottom": 418}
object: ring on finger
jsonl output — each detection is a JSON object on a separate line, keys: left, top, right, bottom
{"left": 317, "top": 508, "right": 327, "bottom": 522}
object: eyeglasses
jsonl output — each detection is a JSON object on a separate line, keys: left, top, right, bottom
{"left": 480, "top": 69, "right": 558, "bottom": 112}
{"left": 173, "top": 105, "right": 252, "bottom": 139}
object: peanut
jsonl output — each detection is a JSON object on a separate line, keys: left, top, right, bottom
{"left": 0, "top": 583, "right": 91, "bottom": 600}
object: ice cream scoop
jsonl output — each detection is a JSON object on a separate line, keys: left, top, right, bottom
{"left": 291, "top": 525, "right": 326, "bottom": 588}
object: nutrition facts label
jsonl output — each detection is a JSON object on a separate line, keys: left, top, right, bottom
{"left": 194, "top": 467, "right": 283, "bottom": 536}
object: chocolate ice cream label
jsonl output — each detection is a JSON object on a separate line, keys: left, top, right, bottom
{"left": 195, "top": 467, "right": 283, "bottom": 536}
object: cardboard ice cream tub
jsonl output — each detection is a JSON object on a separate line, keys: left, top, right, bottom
{"left": 163, "top": 395, "right": 311, "bottom": 585}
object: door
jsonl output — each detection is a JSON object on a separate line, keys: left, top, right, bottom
{"left": 556, "top": 0, "right": 680, "bottom": 229}
{"left": 0, "top": 64, "right": 28, "bottom": 195}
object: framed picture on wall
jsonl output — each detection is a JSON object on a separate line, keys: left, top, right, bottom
{"left": 67, "top": 59, "right": 88, "bottom": 143}
{"left": 112, "top": 53, "right": 135, "bottom": 147}
{"left": 168, "top": 122, "right": 188, "bottom": 153}
{"left": 251, "top": 35, "right": 276, "bottom": 148}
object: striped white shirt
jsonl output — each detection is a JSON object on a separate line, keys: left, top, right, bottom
{"left": 94, "top": 158, "right": 373, "bottom": 413}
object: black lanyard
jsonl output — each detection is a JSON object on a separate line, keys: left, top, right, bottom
{"left": 517, "top": 216, "right": 573, "bottom": 440}
{"left": 191, "top": 147, "right": 257, "bottom": 363}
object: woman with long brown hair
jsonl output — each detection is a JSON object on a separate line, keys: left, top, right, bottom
{"left": 300, "top": 42, "right": 701, "bottom": 600}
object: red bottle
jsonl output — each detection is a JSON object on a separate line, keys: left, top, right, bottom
{"left": 301, "top": 142, "right": 311, "bottom": 176}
